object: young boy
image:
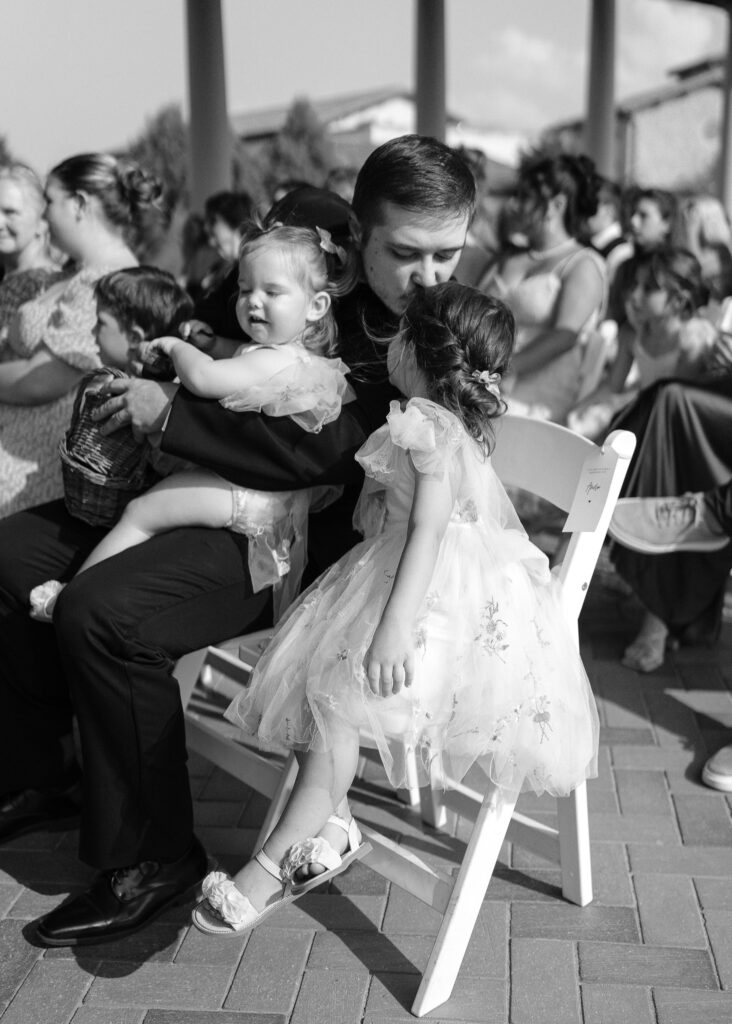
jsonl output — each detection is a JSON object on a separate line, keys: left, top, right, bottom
{"left": 91, "top": 266, "right": 193, "bottom": 378}
{"left": 29, "top": 267, "right": 194, "bottom": 619}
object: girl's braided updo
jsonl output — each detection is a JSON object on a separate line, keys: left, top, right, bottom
{"left": 400, "top": 282, "right": 515, "bottom": 453}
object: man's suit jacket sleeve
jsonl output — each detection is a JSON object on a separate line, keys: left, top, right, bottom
{"left": 160, "top": 379, "right": 397, "bottom": 492}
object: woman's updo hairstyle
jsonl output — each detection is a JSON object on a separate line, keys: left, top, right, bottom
{"left": 518, "top": 150, "right": 601, "bottom": 239}
{"left": 49, "top": 153, "right": 163, "bottom": 233}
{"left": 400, "top": 281, "right": 515, "bottom": 452}
{"left": 633, "top": 246, "right": 709, "bottom": 317}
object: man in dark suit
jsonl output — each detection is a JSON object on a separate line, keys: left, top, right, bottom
{"left": 0, "top": 135, "right": 476, "bottom": 946}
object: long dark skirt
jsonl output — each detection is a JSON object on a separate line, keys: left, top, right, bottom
{"left": 609, "top": 375, "right": 732, "bottom": 644}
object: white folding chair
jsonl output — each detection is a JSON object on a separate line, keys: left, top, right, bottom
{"left": 174, "top": 414, "right": 635, "bottom": 1017}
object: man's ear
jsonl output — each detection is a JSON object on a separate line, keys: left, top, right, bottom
{"left": 306, "top": 291, "right": 332, "bottom": 323}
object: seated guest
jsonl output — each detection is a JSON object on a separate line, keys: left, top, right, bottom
{"left": 606, "top": 369, "right": 732, "bottom": 671}
{"left": 673, "top": 194, "right": 732, "bottom": 305}
{"left": 0, "top": 152, "right": 162, "bottom": 517}
{"left": 586, "top": 177, "right": 634, "bottom": 286}
{"left": 569, "top": 247, "right": 717, "bottom": 439}
{"left": 0, "top": 163, "right": 64, "bottom": 348}
{"left": 609, "top": 478, "right": 732, "bottom": 792}
{"left": 479, "top": 150, "right": 606, "bottom": 423}
{"left": 0, "top": 134, "right": 477, "bottom": 948}
{"left": 200, "top": 190, "right": 254, "bottom": 295}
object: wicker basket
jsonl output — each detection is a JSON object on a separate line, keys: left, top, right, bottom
{"left": 60, "top": 368, "right": 160, "bottom": 527}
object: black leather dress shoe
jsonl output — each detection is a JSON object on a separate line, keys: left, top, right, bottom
{"left": 0, "top": 780, "right": 81, "bottom": 843}
{"left": 35, "top": 836, "right": 208, "bottom": 947}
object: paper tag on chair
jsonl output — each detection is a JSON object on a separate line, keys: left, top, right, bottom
{"left": 563, "top": 447, "right": 619, "bottom": 533}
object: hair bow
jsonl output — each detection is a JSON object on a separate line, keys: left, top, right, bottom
{"left": 316, "top": 226, "right": 347, "bottom": 265}
{"left": 472, "top": 369, "right": 501, "bottom": 398}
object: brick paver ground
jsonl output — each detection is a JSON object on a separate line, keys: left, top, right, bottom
{"left": 0, "top": 553, "right": 730, "bottom": 1023}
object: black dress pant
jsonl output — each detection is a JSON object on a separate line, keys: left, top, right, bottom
{"left": 0, "top": 500, "right": 270, "bottom": 869}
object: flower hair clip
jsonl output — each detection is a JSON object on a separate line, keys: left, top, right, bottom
{"left": 316, "top": 226, "right": 347, "bottom": 265}
{"left": 472, "top": 369, "right": 502, "bottom": 398}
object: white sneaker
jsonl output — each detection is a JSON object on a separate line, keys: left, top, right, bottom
{"left": 701, "top": 743, "right": 732, "bottom": 792}
{"left": 609, "top": 493, "right": 728, "bottom": 555}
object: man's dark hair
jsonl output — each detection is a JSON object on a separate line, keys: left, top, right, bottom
{"left": 352, "top": 135, "right": 476, "bottom": 239}
{"left": 94, "top": 266, "right": 194, "bottom": 340}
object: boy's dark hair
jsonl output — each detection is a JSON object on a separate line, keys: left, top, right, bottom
{"left": 352, "top": 135, "right": 477, "bottom": 240}
{"left": 94, "top": 266, "right": 194, "bottom": 339}
{"left": 204, "top": 191, "right": 255, "bottom": 231}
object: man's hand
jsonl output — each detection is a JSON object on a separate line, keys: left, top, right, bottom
{"left": 363, "top": 617, "right": 415, "bottom": 697}
{"left": 92, "top": 378, "right": 178, "bottom": 439}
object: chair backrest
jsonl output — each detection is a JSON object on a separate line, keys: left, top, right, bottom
{"left": 491, "top": 414, "right": 636, "bottom": 622}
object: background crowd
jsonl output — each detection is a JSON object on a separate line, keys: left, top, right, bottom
{"left": 1, "top": 138, "right": 731, "bottom": 782}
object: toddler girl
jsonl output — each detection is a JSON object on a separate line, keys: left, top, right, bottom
{"left": 194, "top": 281, "right": 600, "bottom": 936}
{"left": 569, "top": 247, "right": 716, "bottom": 439}
{"left": 30, "top": 222, "right": 356, "bottom": 621}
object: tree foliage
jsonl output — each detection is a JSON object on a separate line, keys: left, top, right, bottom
{"left": 122, "top": 103, "right": 190, "bottom": 212}
{"left": 0, "top": 135, "right": 14, "bottom": 165}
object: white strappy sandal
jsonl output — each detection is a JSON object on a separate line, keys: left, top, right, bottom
{"left": 192, "top": 848, "right": 297, "bottom": 936}
{"left": 283, "top": 814, "right": 370, "bottom": 895}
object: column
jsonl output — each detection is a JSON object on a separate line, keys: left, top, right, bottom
{"left": 718, "top": 10, "right": 732, "bottom": 212}
{"left": 185, "top": 0, "right": 233, "bottom": 211}
{"left": 415, "top": 0, "right": 446, "bottom": 140}
{"left": 584, "top": 0, "right": 616, "bottom": 177}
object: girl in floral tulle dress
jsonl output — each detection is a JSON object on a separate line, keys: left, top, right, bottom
{"left": 29, "top": 222, "right": 357, "bottom": 623}
{"left": 193, "top": 281, "right": 599, "bottom": 937}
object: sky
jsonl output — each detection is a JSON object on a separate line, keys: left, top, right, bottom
{"left": 2, "top": 0, "right": 727, "bottom": 175}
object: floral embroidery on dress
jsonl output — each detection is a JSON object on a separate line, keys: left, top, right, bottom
{"left": 531, "top": 617, "right": 551, "bottom": 648}
{"left": 414, "top": 626, "right": 427, "bottom": 650}
{"left": 454, "top": 497, "right": 479, "bottom": 523}
{"left": 475, "top": 599, "right": 509, "bottom": 660}
{"left": 531, "top": 695, "right": 552, "bottom": 742}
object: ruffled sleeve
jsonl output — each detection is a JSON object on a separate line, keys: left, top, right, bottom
{"left": 219, "top": 352, "right": 354, "bottom": 433}
{"left": 15, "top": 264, "right": 118, "bottom": 371}
{"left": 357, "top": 398, "right": 465, "bottom": 483}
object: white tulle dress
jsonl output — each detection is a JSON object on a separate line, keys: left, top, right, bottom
{"left": 219, "top": 346, "right": 353, "bottom": 620}
{"left": 225, "top": 397, "right": 599, "bottom": 797}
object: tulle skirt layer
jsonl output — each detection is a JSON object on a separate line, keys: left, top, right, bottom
{"left": 226, "top": 521, "right": 599, "bottom": 797}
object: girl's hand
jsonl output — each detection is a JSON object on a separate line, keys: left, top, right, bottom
{"left": 145, "top": 336, "right": 182, "bottom": 358}
{"left": 364, "top": 618, "right": 415, "bottom": 697}
{"left": 180, "top": 319, "right": 216, "bottom": 352}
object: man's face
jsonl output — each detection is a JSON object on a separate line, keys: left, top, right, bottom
{"left": 359, "top": 201, "right": 469, "bottom": 315}
{"left": 630, "top": 199, "right": 670, "bottom": 251}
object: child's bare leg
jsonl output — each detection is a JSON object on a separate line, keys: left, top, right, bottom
{"left": 30, "top": 472, "right": 235, "bottom": 622}
{"left": 79, "top": 471, "right": 234, "bottom": 573}
{"left": 229, "top": 720, "right": 360, "bottom": 910}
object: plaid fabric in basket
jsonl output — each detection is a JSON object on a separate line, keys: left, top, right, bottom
{"left": 60, "top": 368, "right": 160, "bottom": 527}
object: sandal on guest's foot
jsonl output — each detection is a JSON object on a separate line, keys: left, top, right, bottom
{"left": 283, "top": 814, "right": 370, "bottom": 895}
{"left": 621, "top": 631, "right": 667, "bottom": 673}
{"left": 192, "top": 849, "right": 297, "bottom": 936}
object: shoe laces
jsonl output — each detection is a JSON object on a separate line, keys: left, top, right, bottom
{"left": 654, "top": 495, "right": 698, "bottom": 530}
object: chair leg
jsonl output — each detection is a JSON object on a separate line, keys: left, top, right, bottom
{"left": 411, "top": 782, "right": 520, "bottom": 1017}
{"left": 557, "top": 782, "right": 593, "bottom": 906}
